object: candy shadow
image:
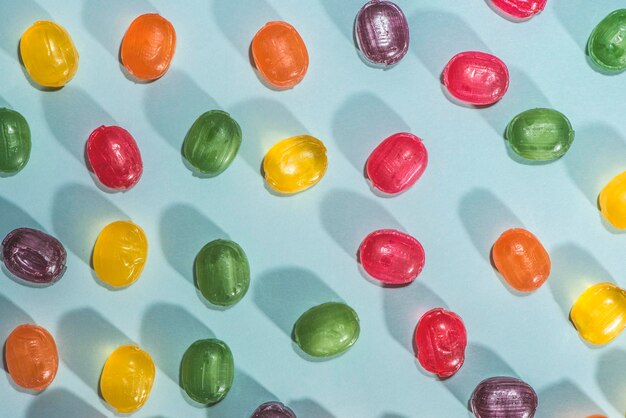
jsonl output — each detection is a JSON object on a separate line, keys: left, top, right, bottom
{"left": 0, "top": 196, "right": 42, "bottom": 240}
{"left": 0, "top": 0, "right": 51, "bottom": 60}
{"left": 537, "top": 379, "right": 607, "bottom": 418}
{"left": 290, "top": 399, "right": 336, "bottom": 418}
{"left": 25, "top": 388, "right": 107, "bottom": 418}
{"left": 596, "top": 349, "right": 626, "bottom": 414}
{"left": 210, "top": 369, "right": 277, "bottom": 416}
{"left": 0, "top": 293, "right": 34, "bottom": 373}
{"left": 552, "top": 0, "right": 597, "bottom": 54}
{"left": 319, "top": 0, "right": 358, "bottom": 44}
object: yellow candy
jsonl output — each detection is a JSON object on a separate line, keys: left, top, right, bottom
{"left": 93, "top": 221, "right": 148, "bottom": 287}
{"left": 263, "top": 135, "right": 327, "bottom": 194}
{"left": 19, "top": 21, "right": 79, "bottom": 88}
{"left": 570, "top": 282, "right": 626, "bottom": 345}
{"left": 599, "top": 171, "right": 626, "bottom": 229}
{"left": 100, "top": 345, "right": 155, "bottom": 413}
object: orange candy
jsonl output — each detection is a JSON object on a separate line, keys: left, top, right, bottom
{"left": 120, "top": 14, "right": 176, "bottom": 81}
{"left": 492, "top": 228, "right": 551, "bottom": 292}
{"left": 5, "top": 324, "right": 58, "bottom": 391}
{"left": 251, "top": 21, "right": 309, "bottom": 89}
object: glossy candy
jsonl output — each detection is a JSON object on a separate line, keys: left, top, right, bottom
{"left": 414, "top": 308, "right": 467, "bottom": 378}
{"left": 0, "top": 108, "right": 31, "bottom": 174}
{"left": 366, "top": 132, "right": 428, "bottom": 194}
{"left": 492, "top": 228, "right": 550, "bottom": 292}
{"left": 120, "top": 14, "right": 176, "bottom": 81}
{"left": 5, "top": 324, "right": 58, "bottom": 391}
{"left": 86, "top": 126, "right": 143, "bottom": 190}
{"left": 489, "top": 0, "right": 547, "bottom": 20}
{"left": 251, "top": 21, "right": 309, "bottom": 89}
{"left": 358, "top": 229, "right": 425, "bottom": 285}
{"left": 599, "top": 171, "right": 626, "bottom": 229}
{"left": 293, "top": 302, "right": 360, "bottom": 357}
{"left": 2, "top": 228, "right": 66, "bottom": 284}
{"left": 195, "top": 239, "right": 250, "bottom": 306}
{"left": 588, "top": 10, "right": 626, "bottom": 72}
{"left": 442, "top": 51, "right": 509, "bottom": 106}
{"left": 354, "top": 0, "right": 409, "bottom": 66}
{"left": 93, "top": 221, "right": 148, "bottom": 287}
{"left": 182, "top": 110, "right": 242, "bottom": 176}
{"left": 252, "top": 402, "right": 297, "bottom": 418}
{"left": 570, "top": 282, "right": 626, "bottom": 345}
{"left": 20, "top": 21, "right": 79, "bottom": 88}
{"left": 100, "top": 345, "right": 155, "bottom": 413}
{"left": 180, "top": 339, "right": 234, "bottom": 404}
{"left": 505, "top": 108, "right": 574, "bottom": 161}
{"left": 470, "top": 377, "right": 538, "bottom": 418}
{"left": 263, "top": 135, "right": 327, "bottom": 194}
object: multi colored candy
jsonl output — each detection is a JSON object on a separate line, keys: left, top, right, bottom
{"left": 470, "top": 377, "right": 538, "bottom": 418}
{"left": 599, "top": 171, "right": 626, "bottom": 229}
{"left": 588, "top": 10, "right": 626, "bottom": 72}
{"left": 100, "top": 345, "right": 155, "bottom": 413}
{"left": 488, "top": 0, "right": 547, "bottom": 20}
{"left": 20, "top": 21, "right": 79, "bottom": 88}
{"left": 5, "top": 324, "right": 58, "bottom": 391}
{"left": 180, "top": 339, "right": 234, "bottom": 404}
{"left": 0, "top": 108, "right": 31, "bottom": 174}
{"left": 120, "top": 14, "right": 176, "bottom": 81}
{"left": 570, "top": 282, "right": 626, "bottom": 345}
{"left": 2, "top": 228, "right": 66, "bottom": 284}
{"left": 252, "top": 402, "right": 297, "bottom": 418}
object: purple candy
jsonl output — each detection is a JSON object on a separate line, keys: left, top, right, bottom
{"left": 354, "top": 0, "right": 410, "bottom": 67}
{"left": 251, "top": 402, "right": 296, "bottom": 418}
{"left": 470, "top": 377, "right": 538, "bottom": 418}
{"left": 2, "top": 228, "right": 66, "bottom": 284}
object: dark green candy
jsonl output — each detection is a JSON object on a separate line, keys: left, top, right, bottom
{"left": 293, "top": 302, "right": 360, "bottom": 357}
{"left": 180, "top": 339, "right": 234, "bottom": 404}
{"left": 182, "top": 110, "right": 242, "bottom": 175}
{"left": 588, "top": 9, "right": 626, "bottom": 71}
{"left": 0, "top": 108, "right": 31, "bottom": 174}
{"left": 505, "top": 108, "right": 574, "bottom": 161}
{"left": 195, "top": 239, "right": 250, "bottom": 306}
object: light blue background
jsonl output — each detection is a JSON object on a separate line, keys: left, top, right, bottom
{"left": 0, "top": 0, "right": 624, "bottom": 416}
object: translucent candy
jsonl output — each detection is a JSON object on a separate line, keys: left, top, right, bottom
{"left": 470, "top": 377, "right": 538, "bottom": 418}
{"left": 20, "top": 21, "right": 79, "bottom": 88}
{"left": 358, "top": 229, "right": 425, "bottom": 285}
{"left": 599, "top": 171, "right": 626, "bottom": 229}
{"left": 120, "top": 14, "right": 176, "bottom": 81}
{"left": 588, "top": 10, "right": 626, "bottom": 72}
{"left": 252, "top": 402, "right": 297, "bottom": 418}
{"left": 2, "top": 228, "right": 66, "bottom": 284}
{"left": 0, "top": 108, "right": 31, "bottom": 174}
{"left": 488, "top": 0, "right": 547, "bottom": 20}
{"left": 5, "top": 324, "right": 58, "bottom": 391}
{"left": 570, "top": 282, "right": 626, "bottom": 345}
{"left": 100, "top": 345, "right": 155, "bottom": 413}
{"left": 263, "top": 135, "right": 327, "bottom": 194}
{"left": 366, "top": 132, "right": 428, "bottom": 194}
{"left": 180, "top": 339, "right": 234, "bottom": 405}
{"left": 92, "top": 221, "right": 148, "bottom": 287}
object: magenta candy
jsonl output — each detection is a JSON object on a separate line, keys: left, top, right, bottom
{"left": 366, "top": 132, "right": 428, "bottom": 194}
{"left": 359, "top": 229, "right": 425, "bottom": 285}
{"left": 251, "top": 402, "right": 297, "bottom": 418}
{"left": 414, "top": 308, "right": 467, "bottom": 378}
{"left": 470, "top": 377, "right": 538, "bottom": 418}
{"left": 86, "top": 126, "right": 143, "bottom": 190}
{"left": 442, "top": 51, "right": 509, "bottom": 106}
{"left": 489, "top": 0, "right": 547, "bottom": 19}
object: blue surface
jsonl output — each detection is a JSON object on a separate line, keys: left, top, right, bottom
{"left": 0, "top": 0, "right": 624, "bottom": 416}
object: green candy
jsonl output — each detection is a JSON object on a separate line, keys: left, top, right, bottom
{"left": 505, "top": 108, "right": 574, "bottom": 161}
{"left": 182, "top": 110, "right": 242, "bottom": 176}
{"left": 180, "top": 339, "right": 234, "bottom": 404}
{"left": 293, "top": 302, "right": 360, "bottom": 357}
{"left": 195, "top": 239, "right": 250, "bottom": 306}
{"left": 588, "top": 9, "right": 626, "bottom": 72}
{"left": 0, "top": 108, "right": 31, "bottom": 174}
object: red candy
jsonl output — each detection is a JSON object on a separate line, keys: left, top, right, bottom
{"left": 86, "top": 126, "right": 143, "bottom": 190}
{"left": 442, "top": 51, "right": 509, "bottom": 106}
{"left": 414, "top": 308, "right": 467, "bottom": 378}
{"left": 359, "top": 229, "right": 425, "bottom": 285}
{"left": 366, "top": 132, "right": 428, "bottom": 195}
{"left": 489, "top": 0, "right": 547, "bottom": 19}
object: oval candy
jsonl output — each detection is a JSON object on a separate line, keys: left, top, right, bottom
{"left": 354, "top": 0, "right": 409, "bottom": 67}
{"left": 366, "top": 132, "right": 428, "bottom": 195}
{"left": 2, "top": 228, "right": 66, "bottom": 284}
{"left": 120, "top": 14, "right": 176, "bottom": 81}
{"left": 599, "top": 170, "right": 626, "bottom": 229}
{"left": 492, "top": 228, "right": 550, "bottom": 292}
{"left": 470, "top": 376, "right": 538, "bottom": 418}
{"left": 263, "top": 135, "right": 327, "bottom": 194}
{"left": 20, "top": 21, "right": 79, "bottom": 88}
{"left": 252, "top": 402, "right": 297, "bottom": 418}
{"left": 505, "top": 108, "right": 575, "bottom": 161}
{"left": 442, "top": 51, "right": 509, "bottom": 106}
{"left": 570, "top": 282, "right": 626, "bottom": 345}
{"left": 195, "top": 239, "right": 250, "bottom": 307}
{"left": 92, "top": 221, "right": 148, "bottom": 287}
{"left": 414, "top": 308, "right": 467, "bottom": 378}
{"left": 180, "top": 339, "right": 234, "bottom": 404}
{"left": 251, "top": 21, "right": 309, "bottom": 89}
{"left": 489, "top": 0, "right": 547, "bottom": 20}
{"left": 293, "top": 302, "right": 360, "bottom": 357}
{"left": 0, "top": 108, "right": 31, "bottom": 174}
{"left": 588, "top": 10, "right": 626, "bottom": 72}
{"left": 182, "top": 110, "right": 242, "bottom": 176}
{"left": 359, "top": 229, "right": 425, "bottom": 285}
{"left": 100, "top": 345, "right": 155, "bottom": 413}
{"left": 5, "top": 324, "right": 58, "bottom": 391}
{"left": 86, "top": 126, "right": 143, "bottom": 190}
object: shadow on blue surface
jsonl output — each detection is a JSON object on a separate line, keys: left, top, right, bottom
{"left": 0, "top": 196, "right": 43, "bottom": 240}
{"left": 597, "top": 348, "right": 626, "bottom": 415}
{"left": 319, "top": 0, "right": 358, "bottom": 45}
{"left": 25, "top": 388, "right": 107, "bottom": 418}
{"left": 537, "top": 379, "right": 607, "bottom": 417}
{"left": 290, "top": 398, "right": 337, "bottom": 418}
{"left": 0, "top": 0, "right": 50, "bottom": 60}
{"left": 552, "top": 0, "right": 600, "bottom": 54}
{"left": 0, "top": 293, "right": 34, "bottom": 373}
